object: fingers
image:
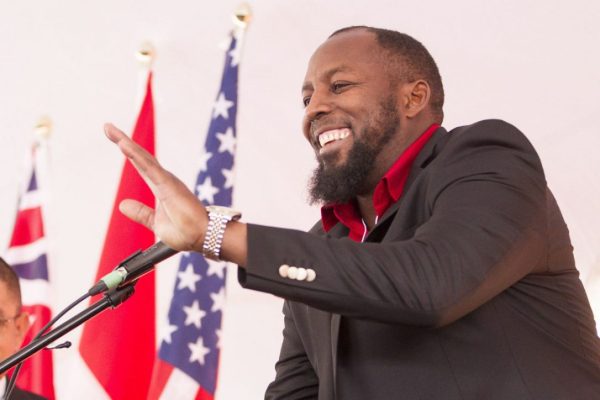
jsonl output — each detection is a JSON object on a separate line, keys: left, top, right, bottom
{"left": 104, "top": 122, "right": 128, "bottom": 144}
{"left": 104, "top": 123, "right": 167, "bottom": 189}
{"left": 119, "top": 199, "right": 156, "bottom": 232}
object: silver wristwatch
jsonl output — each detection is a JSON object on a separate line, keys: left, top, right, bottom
{"left": 202, "top": 205, "right": 242, "bottom": 260}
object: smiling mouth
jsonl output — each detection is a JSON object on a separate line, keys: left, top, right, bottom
{"left": 318, "top": 128, "right": 351, "bottom": 150}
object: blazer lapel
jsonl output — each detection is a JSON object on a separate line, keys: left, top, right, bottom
{"left": 314, "top": 219, "right": 347, "bottom": 397}
{"left": 367, "top": 127, "right": 449, "bottom": 240}
{"left": 322, "top": 222, "right": 346, "bottom": 396}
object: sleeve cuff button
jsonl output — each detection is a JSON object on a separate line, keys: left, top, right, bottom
{"left": 278, "top": 264, "right": 289, "bottom": 278}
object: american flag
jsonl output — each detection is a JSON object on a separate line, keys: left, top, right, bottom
{"left": 4, "top": 145, "right": 55, "bottom": 400}
{"left": 147, "top": 30, "right": 242, "bottom": 400}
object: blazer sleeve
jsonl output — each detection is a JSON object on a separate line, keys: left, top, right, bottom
{"left": 239, "top": 120, "right": 548, "bottom": 327}
{"left": 265, "top": 301, "right": 319, "bottom": 400}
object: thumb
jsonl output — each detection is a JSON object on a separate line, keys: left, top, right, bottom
{"left": 119, "top": 199, "right": 155, "bottom": 232}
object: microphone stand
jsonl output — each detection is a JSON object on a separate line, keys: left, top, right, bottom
{"left": 0, "top": 284, "right": 135, "bottom": 375}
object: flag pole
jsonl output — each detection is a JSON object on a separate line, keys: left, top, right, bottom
{"left": 33, "top": 115, "right": 52, "bottom": 167}
{"left": 232, "top": 2, "right": 252, "bottom": 29}
{"left": 135, "top": 41, "right": 155, "bottom": 114}
{"left": 34, "top": 116, "right": 52, "bottom": 141}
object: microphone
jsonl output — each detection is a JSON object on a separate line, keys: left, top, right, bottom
{"left": 89, "top": 241, "right": 179, "bottom": 296}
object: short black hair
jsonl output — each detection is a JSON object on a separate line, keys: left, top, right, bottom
{"left": 330, "top": 26, "right": 444, "bottom": 121}
{"left": 0, "top": 257, "right": 22, "bottom": 306}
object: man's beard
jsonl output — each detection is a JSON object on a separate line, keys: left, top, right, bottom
{"left": 308, "top": 97, "right": 399, "bottom": 205}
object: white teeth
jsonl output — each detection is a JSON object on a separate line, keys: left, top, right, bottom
{"left": 318, "top": 128, "right": 350, "bottom": 148}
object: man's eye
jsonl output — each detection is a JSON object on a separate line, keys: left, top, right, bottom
{"left": 302, "top": 96, "right": 311, "bottom": 107}
{"left": 331, "top": 82, "right": 350, "bottom": 93}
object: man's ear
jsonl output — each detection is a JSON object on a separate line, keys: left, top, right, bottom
{"left": 14, "top": 311, "right": 30, "bottom": 343}
{"left": 401, "top": 80, "right": 431, "bottom": 118}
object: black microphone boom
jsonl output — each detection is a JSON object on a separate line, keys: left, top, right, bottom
{"left": 89, "top": 241, "right": 178, "bottom": 296}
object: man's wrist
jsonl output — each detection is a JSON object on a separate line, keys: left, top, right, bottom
{"left": 202, "top": 206, "right": 242, "bottom": 260}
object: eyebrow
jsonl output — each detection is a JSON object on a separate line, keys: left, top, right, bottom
{"left": 301, "top": 65, "right": 353, "bottom": 93}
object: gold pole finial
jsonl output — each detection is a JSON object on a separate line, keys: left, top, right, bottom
{"left": 34, "top": 116, "right": 52, "bottom": 139}
{"left": 232, "top": 2, "right": 252, "bottom": 28}
{"left": 136, "top": 41, "right": 156, "bottom": 67}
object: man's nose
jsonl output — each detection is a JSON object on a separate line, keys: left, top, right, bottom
{"left": 305, "top": 90, "right": 333, "bottom": 124}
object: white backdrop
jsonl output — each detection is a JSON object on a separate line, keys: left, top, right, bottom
{"left": 1, "top": 1, "right": 599, "bottom": 399}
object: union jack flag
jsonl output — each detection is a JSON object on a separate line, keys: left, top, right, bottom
{"left": 148, "top": 30, "right": 243, "bottom": 400}
{"left": 4, "top": 144, "right": 55, "bottom": 400}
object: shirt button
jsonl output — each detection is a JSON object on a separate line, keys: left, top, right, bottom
{"left": 287, "top": 266, "right": 298, "bottom": 280}
{"left": 278, "top": 264, "right": 289, "bottom": 278}
{"left": 306, "top": 269, "right": 316, "bottom": 282}
{"left": 296, "top": 267, "right": 307, "bottom": 281}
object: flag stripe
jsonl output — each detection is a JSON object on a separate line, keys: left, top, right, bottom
{"left": 18, "top": 189, "right": 43, "bottom": 210}
{"left": 19, "top": 279, "right": 51, "bottom": 305}
{"left": 9, "top": 207, "right": 45, "bottom": 246}
{"left": 159, "top": 366, "right": 200, "bottom": 399}
{"left": 4, "top": 238, "right": 48, "bottom": 266}
{"left": 11, "top": 254, "right": 49, "bottom": 280}
{"left": 26, "top": 169, "right": 38, "bottom": 191}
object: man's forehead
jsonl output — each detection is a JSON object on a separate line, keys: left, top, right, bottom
{"left": 302, "top": 30, "right": 381, "bottom": 89}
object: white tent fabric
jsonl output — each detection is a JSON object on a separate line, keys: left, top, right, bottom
{"left": 0, "top": 1, "right": 598, "bottom": 398}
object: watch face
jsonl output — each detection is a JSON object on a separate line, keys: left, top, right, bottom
{"left": 207, "top": 205, "right": 242, "bottom": 220}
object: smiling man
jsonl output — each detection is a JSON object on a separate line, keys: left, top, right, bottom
{"left": 105, "top": 26, "right": 600, "bottom": 399}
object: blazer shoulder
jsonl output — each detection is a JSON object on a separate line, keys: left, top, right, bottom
{"left": 445, "top": 119, "right": 539, "bottom": 155}
{"left": 448, "top": 119, "right": 531, "bottom": 142}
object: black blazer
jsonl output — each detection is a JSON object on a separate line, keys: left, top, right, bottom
{"left": 239, "top": 120, "right": 600, "bottom": 399}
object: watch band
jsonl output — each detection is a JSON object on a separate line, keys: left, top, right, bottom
{"left": 202, "top": 206, "right": 241, "bottom": 260}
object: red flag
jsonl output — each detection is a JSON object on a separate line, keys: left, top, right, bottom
{"left": 5, "top": 146, "right": 56, "bottom": 400}
{"left": 79, "top": 72, "right": 156, "bottom": 399}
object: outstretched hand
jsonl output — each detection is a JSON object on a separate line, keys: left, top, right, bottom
{"left": 104, "top": 123, "right": 208, "bottom": 253}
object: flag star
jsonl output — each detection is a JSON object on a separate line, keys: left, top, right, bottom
{"left": 207, "top": 259, "right": 227, "bottom": 279}
{"left": 177, "top": 263, "right": 201, "bottom": 292}
{"left": 228, "top": 40, "right": 242, "bottom": 67}
{"left": 188, "top": 336, "right": 210, "bottom": 365}
{"left": 160, "top": 323, "right": 178, "bottom": 345}
{"left": 183, "top": 300, "right": 207, "bottom": 329}
{"left": 197, "top": 152, "right": 212, "bottom": 172}
{"left": 210, "top": 287, "right": 226, "bottom": 313}
{"left": 212, "top": 92, "right": 234, "bottom": 120}
{"left": 221, "top": 168, "right": 235, "bottom": 189}
{"left": 216, "top": 127, "right": 236, "bottom": 155}
{"left": 197, "top": 176, "right": 219, "bottom": 204}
